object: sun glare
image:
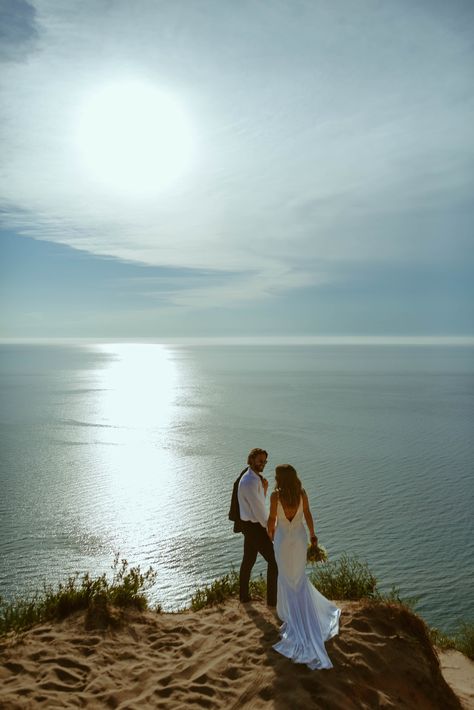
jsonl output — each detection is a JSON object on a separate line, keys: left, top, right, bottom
{"left": 75, "top": 80, "right": 195, "bottom": 195}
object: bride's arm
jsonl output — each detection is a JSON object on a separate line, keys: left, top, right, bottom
{"left": 267, "top": 492, "right": 278, "bottom": 541}
{"left": 302, "top": 490, "right": 317, "bottom": 542}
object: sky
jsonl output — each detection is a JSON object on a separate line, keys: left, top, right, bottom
{"left": 1, "top": 0, "right": 473, "bottom": 337}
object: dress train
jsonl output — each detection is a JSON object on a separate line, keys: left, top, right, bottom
{"left": 273, "top": 499, "right": 340, "bottom": 670}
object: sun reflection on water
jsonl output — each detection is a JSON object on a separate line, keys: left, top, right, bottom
{"left": 96, "top": 342, "right": 178, "bottom": 431}
{"left": 87, "top": 343, "right": 187, "bottom": 567}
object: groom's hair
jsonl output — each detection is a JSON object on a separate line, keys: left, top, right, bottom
{"left": 247, "top": 448, "right": 268, "bottom": 465}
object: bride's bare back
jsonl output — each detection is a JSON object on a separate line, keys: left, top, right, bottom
{"left": 268, "top": 489, "right": 316, "bottom": 535}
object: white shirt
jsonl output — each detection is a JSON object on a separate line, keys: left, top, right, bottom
{"left": 238, "top": 467, "right": 268, "bottom": 529}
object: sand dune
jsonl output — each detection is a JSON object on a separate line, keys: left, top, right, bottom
{"left": 0, "top": 599, "right": 472, "bottom": 709}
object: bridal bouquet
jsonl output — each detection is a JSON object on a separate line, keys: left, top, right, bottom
{"left": 307, "top": 540, "right": 328, "bottom": 564}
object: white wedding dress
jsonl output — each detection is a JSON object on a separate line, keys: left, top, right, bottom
{"left": 273, "top": 497, "right": 340, "bottom": 670}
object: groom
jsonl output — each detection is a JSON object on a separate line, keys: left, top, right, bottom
{"left": 238, "top": 447, "right": 278, "bottom": 607}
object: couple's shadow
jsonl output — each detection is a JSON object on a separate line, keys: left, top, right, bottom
{"left": 239, "top": 601, "right": 325, "bottom": 709}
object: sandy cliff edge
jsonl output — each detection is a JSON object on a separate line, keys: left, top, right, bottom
{"left": 0, "top": 599, "right": 472, "bottom": 709}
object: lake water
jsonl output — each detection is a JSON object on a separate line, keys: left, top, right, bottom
{"left": 0, "top": 339, "right": 473, "bottom": 633}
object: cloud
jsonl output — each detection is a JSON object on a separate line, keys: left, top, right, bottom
{"left": 1, "top": 0, "right": 473, "bottom": 311}
{"left": 0, "top": 0, "right": 38, "bottom": 62}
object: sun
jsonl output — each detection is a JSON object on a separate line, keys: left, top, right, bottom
{"left": 75, "top": 79, "right": 195, "bottom": 195}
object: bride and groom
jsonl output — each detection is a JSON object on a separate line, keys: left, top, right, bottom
{"left": 232, "top": 447, "right": 340, "bottom": 670}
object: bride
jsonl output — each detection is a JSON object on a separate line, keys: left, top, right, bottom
{"left": 267, "top": 464, "right": 340, "bottom": 670}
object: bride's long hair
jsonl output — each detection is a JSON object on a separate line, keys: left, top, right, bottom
{"left": 275, "top": 464, "right": 302, "bottom": 507}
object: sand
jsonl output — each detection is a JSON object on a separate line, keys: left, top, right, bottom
{"left": 1, "top": 599, "right": 472, "bottom": 709}
{"left": 438, "top": 650, "right": 474, "bottom": 710}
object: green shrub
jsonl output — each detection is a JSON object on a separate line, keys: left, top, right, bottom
{"left": 309, "top": 553, "right": 378, "bottom": 601}
{"left": 190, "top": 569, "right": 266, "bottom": 611}
{"left": 0, "top": 556, "right": 158, "bottom": 636}
{"left": 429, "top": 626, "right": 456, "bottom": 651}
{"left": 372, "top": 583, "right": 419, "bottom": 611}
{"left": 431, "top": 622, "right": 474, "bottom": 660}
{"left": 456, "top": 622, "right": 474, "bottom": 660}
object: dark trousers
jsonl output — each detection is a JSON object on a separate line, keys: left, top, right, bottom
{"left": 239, "top": 521, "right": 278, "bottom": 606}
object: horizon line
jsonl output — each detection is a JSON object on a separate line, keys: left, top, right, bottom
{"left": 1, "top": 335, "right": 474, "bottom": 346}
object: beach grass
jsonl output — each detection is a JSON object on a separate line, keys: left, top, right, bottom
{"left": 2, "top": 554, "right": 472, "bottom": 661}
{"left": 189, "top": 554, "right": 413, "bottom": 611}
{"left": 308, "top": 553, "right": 378, "bottom": 601}
{"left": 455, "top": 622, "right": 474, "bottom": 659}
{"left": 429, "top": 622, "right": 474, "bottom": 660}
{"left": 0, "top": 556, "right": 158, "bottom": 637}
{"left": 309, "top": 553, "right": 418, "bottom": 609}
{"left": 190, "top": 568, "right": 266, "bottom": 611}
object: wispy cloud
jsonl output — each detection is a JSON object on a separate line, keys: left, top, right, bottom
{"left": 1, "top": 0, "right": 473, "bottom": 314}
{"left": 0, "top": 0, "right": 38, "bottom": 62}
